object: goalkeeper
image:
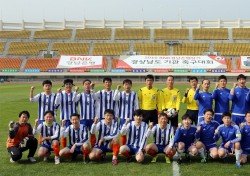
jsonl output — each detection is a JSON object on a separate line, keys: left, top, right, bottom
{"left": 6, "top": 111, "right": 38, "bottom": 163}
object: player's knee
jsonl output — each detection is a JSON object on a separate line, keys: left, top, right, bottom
{"left": 88, "top": 151, "right": 96, "bottom": 160}
{"left": 52, "top": 140, "right": 59, "bottom": 145}
{"left": 119, "top": 145, "right": 127, "bottom": 153}
{"left": 234, "top": 142, "right": 241, "bottom": 150}
{"left": 195, "top": 142, "right": 203, "bottom": 149}
{"left": 210, "top": 151, "right": 218, "bottom": 159}
{"left": 190, "top": 148, "right": 198, "bottom": 155}
{"left": 218, "top": 150, "right": 225, "bottom": 158}
{"left": 178, "top": 142, "right": 185, "bottom": 150}
{"left": 112, "top": 137, "right": 119, "bottom": 144}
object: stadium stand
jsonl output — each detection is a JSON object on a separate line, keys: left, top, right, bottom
{"left": 232, "top": 28, "right": 250, "bottom": 40}
{"left": 214, "top": 43, "right": 250, "bottom": 56}
{"left": 115, "top": 29, "right": 150, "bottom": 40}
{"left": 154, "top": 29, "right": 189, "bottom": 40}
{"left": 173, "top": 43, "right": 209, "bottom": 55}
{"left": 225, "top": 58, "right": 233, "bottom": 71}
{"left": 24, "top": 58, "right": 59, "bottom": 71}
{"left": 34, "top": 29, "right": 72, "bottom": 39}
{"left": 51, "top": 42, "right": 90, "bottom": 55}
{"left": 75, "top": 28, "right": 112, "bottom": 40}
{"left": 235, "top": 58, "right": 241, "bottom": 70}
{"left": 0, "top": 58, "right": 22, "bottom": 71}
{"left": 7, "top": 42, "right": 48, "bottom": 55}
{"left": 92, "top": 43, "right": 129, "bottom": 56}
{"left": 111, "top": 58, "right": 119, "bottom": 69}
{"left": 134, "top": 43, "right": 170, "bottom": 55}
{"left": 0, "top": 30, "right": 30, "bottom": 39}
{"left": 193, "top": 28, "right": 228, "bottom": 40}
{"left": 0, "top": 42, "right": 6, "bottom": 54}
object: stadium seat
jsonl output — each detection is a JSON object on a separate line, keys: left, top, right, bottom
{"left": 34, "top": 29, "right": 72, "bottom": 39}
{"left": 0, "top": 58, "right": 22, "bottom": 70}
{"left": 7, "top": 42, "right": 48, "bottom": 55}
{"left": 115, "top": 29, "right": 150, "bottom": 40}
{"left": 24, "top": 58, "right": 59, "bottom": 72}
{"left": 76, "top": 28, "right": 111, "bottom": 40}
{"left": 51, "top": 42, "right": 90, "bottom": 55}
{"left": 154, "top": 29, "right": 189, "bottom": 40}
{"left": 193, "top": 28, "right": 228, "bottom": 40}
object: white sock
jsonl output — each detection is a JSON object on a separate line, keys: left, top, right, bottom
{"left": 235, "top": 149, "right": 242, "bottom": 162}
{"left": 177, "top": 149, "right": 184, "bottom": 159}
{"left": 198, "top": 148, "right": 205, "bottom": 159}
{"left": 112, "top": 156, "right": 117, "bottom": 160}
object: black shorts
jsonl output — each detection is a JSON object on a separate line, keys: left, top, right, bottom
{"left": 186, "top": 109, "right": 198, "bottom": 125}
{"left": 142, "top": 109, "right": 158, "bottom": 125}
{"left": 168, "top": 114, "right": 178, "bottom": 128}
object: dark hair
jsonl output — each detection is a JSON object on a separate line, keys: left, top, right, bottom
{"left": 222, "top": 112, "right": 231, "bottom": 118}
{"left": 103, "top": 77, "right": 112, "bottom": 83}
{"left": 167, "top": 75, "right": 174, "bottom": 80}
{"left": 42, "top": 80, "right": 52, "bottom": 86}
{"left": 204, "top": 109, "right": 214, "bottom": 116}
{"left": 202, "top": 79, "right": 210, "bottom": 84}
{"left": 218, "top": 75, "right": 227, "bottom": 82}
{"left": 182, "top": 113, "right": 191, "bottom": 120}
{"left": 134, "top": 109, "right": 143, "bottom": 117}
{"left": 63, "top": 79, "right": 74, "bottom": 85}
{"left": 44, "top": 110, "right": 54, "bottom": 117}
{"left": 70, "top": 113, "right": 80, "bottom": 119}
{"left": 83, "top": 79, "right": 91, "bottom": 84}
{"left": 104, "top": 109, "right": 114, "bottom": 116}
{"left": 123, "top": 79, "right": 132, "bottom": 85}
{"left": 245, "top": 111, "right": 250, "bottom": 116}
{"left": 145, "top": 74, "right": 154, "bottom": 81}
{"left": 189, "top": 76, "right": 198, "bottom": 82}
{"left": 237, "top": 74, "right": 246, "bottom": 81}
{"left": 19, "top": 110, "right": 30, "bottom": 119}
{"left": 158, "top": 112, "right": 168, "bottom": 118}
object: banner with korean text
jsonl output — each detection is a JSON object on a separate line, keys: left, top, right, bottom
{"left": 57, "top": 55, "right": 103, "bottom": 68}
{"left": 116, "top": 55, "right": 226, "bottom": 69}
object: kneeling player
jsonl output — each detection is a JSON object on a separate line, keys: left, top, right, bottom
{"left": 119, "top": 109, "right": 148, "bottom": 163}
{"left": 173, "top": 114, "right": 198, "bottom": 164}
{"left": 89, "top": 109, "right": 120, "bottom": 165}
{"left": 59, "top": 113, "right": 90, "bottom": 163}
{"left": 214, "top": 112, "right": 242, "bottom": 168}
{"left": 145, "top": 113, "right": 176, "bottom": 164}
{"left": 33, "top": 110, "right": 60, "bottom": 164}
{"left": 196, "top": 109, "right": 220, "bottom": 163}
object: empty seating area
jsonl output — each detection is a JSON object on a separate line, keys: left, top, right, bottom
{"left": 214, "top": 43, "right": 250, "bottom": 56}
{"left": 34, "top": 29, "right": 72, "bottom": 39}
{"left": 52, "top": 42, "right": 90, "bottom": 55}
{"left": 232, "top": 28, "right": 250, "bottom": 40}
{"left": 0, "top": 58, "right": 22, "bottom": 70}
{"left": 0, "top": 42, "right": 6, "bottom": 54}
{"left": 193, "top": 28, "right": 228, "bottom": 40}
{"left": 225, "top": 58, "right": 232, "bottom": 71}
{"left": 93, "top": 43, "right": 129, "bottom": 56}
{"left": 7, "top": 42, "right": 48, "bottom": 55}
{"left": 173, "top": 43, "right": 209, "bottom": 55}
{"left": 134, "top": 43, "right": 169, "bottom": 55}
{"left": 24, "top": 58, "right": 59, "bottom": 71}
{"left": 0, "top": 30, "right": 30, "bottom": 39}
{"left": 115, "top": 29, "right": 150, "bottom": 40}
{"left": 76, "top": 28, "right": 111, "bottom": 40}
{"left": 154, "top": 29, "right": 189, "bottom": 40}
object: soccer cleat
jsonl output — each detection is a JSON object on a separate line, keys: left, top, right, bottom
{"left": 235, "top": 162, "right": 242, "bottom": 168}
{"left": 177, "top": 158, "right": 182, "bottom": 164}
{"left": 10, "top": 158, "right": 15, "bottom": 163}
{"left": 55, "top": 156, "right": 60, "bottom": 165}
{"left": 126, "top": 157, "right": 132, "bottom": 163}
{"left": 112, "top": 158, "right": 118, "bottom": 166}
{"left": 201, "top": 158, "right": 207, "bottom": 163}
{"left": 27, "top": 157, "right": 36, "bottom": 162}
{"left": 165, "top": 156, "right": 171, "bottom": 164}
{"left": 151, "top": 155, "right": 158, "bottom": 163}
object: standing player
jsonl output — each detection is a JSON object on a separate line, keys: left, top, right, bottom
{"left": 214, "top": 112, "right": 242, "bottom": 168}
{"left": 138, "top": 74, "right": 161, "bottom": 125}
{"left": 89, "top": 109, "right": 120, "bottom": 165}
{"left": 212, "top": 75, "right": 230, "bottom": 124}
{"left": 59, "top": 113, "right": 90, "bottom": 163}
{"left": 161, "top": 75, "right": 181, "bottom": 131}
{"left": 119, "top": 109, "right": 148, "bottom": 163}
{"left": 55, "top": 79, "right": 78, "bottom": 148}
{"left": 6, "top": 111, "right": 38, "bottom": 163}
{"left": 173, "top": 114, "right": 198, "bottom": 163}
{"left": 194, "top": 79, "right": 213, "bottom": 124}
{"left": 33, "top": 110, "right": 61, "bottom": 164}
{"left": 230, "top": 74, "right": 250, "bottom": 125}
{"left": 195, "top": 109, "right": 219, "bottom": 163}
{"left": 76, "top": 79, "right": 96, "bottom": 147}
{"left": 182, "top": 76, "right": 199, "bottom": 125}
{"left": 114, "top": 79, "right": 139, "bottom": 145}
{"left": 145, "top": 113, "right": 176, "bottom": 164}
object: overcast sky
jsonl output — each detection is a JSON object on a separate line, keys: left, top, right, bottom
{"left": 0, "top": 0, "right": 249, "bottom": 22}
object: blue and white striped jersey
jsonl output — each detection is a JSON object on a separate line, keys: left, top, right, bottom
{"left": 76, "top": 92, "right": 95, "bottom": 120}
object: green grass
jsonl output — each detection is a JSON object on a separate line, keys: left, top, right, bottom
{"left": 0, "top": 82, "right": 249, "bottom": 176}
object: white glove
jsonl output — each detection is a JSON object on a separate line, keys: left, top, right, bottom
{"left": 8, "top": 121, "right": 15, "bottom": 130}
{"left": 20, "top": 137, "right": 29, "bottom": 148}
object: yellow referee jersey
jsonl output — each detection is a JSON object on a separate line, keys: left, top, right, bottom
{"left": 138, "top": 87, "right": 161, "bottom": 111}
{"left": 161, "top": 87, "right": 181, "bottom": 111}
{"left": 181, "top": 88, "right": 198, "bottom": 110}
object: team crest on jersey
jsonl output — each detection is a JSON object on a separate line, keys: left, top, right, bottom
{"left": 152, "top": 95, "right": 156, "bottom": 100}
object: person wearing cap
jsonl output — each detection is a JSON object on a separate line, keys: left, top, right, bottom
{"left": 55, "top": 79, "right": 79, "bottom": 148}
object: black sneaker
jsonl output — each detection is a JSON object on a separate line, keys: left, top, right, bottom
{"left": 177, "top": 158, "right": 182, "bottom": 164}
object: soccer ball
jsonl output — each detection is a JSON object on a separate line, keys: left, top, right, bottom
{"left": 166, "top": 108, "right": 176, "bottom": 118}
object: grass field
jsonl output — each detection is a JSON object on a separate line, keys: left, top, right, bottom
{"left": 0, "top": 82, "right": 250, "bottom": 176}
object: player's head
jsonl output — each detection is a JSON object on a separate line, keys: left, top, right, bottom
{"left": 133, "top": 109, "right": 143, "bottom": 123}
{"left": 103, "top": 77, "right": 112, "bottom": 90}
{"left": 188, "top": 76, "right": 198, "bottom": 88}
{"left": 203, "top": 109, "right": 214, "bottom": 122}
{"left": 104, "top": 109, "right": 114, "bottom": 124}
{"left": 42, "top": 80, "right": 52, "bottom": 92}
{"left": 145, "top": 74, "right": 154, "bottom": 88}
{"left": 245, "top": 111, "right": 250, "bottom": 123}
{"left": 158, "top": 112, "right": 168, "bottom": 127}
{"left": 123, "top": 79, "right": 132, "bottom": 91}
{"left": 182, "top": 114, "right": 192, "bottom": 127}
{"left": 222, "top": 112, "right": 231, "bottom": 126}
{"left": 218, "top": 75, "right": 227, "bottom": 88}
{"left": 83, "top": 79, "right": 91, "bottom": 92}
{"left": 202, "top": 79, "right": 210, "bottom": 91}
{"left": 18, "top": 110, "right": 30, "bottom": 124}
{"left": 70, "top": 113, "right": 80, "bottom": 128}
{"left": 166, "top": 75, "right": 174, "bottom": 88}
{"left": 44, "top": 110, "right": 54, "bottom": 124}
{"left": 42, "top": 80, "right": 52, "bottom": 86}
{"left": 63, "top": 79, "right": 74, "bottom": 91}
{"left": 237, "top": 74, "right": 247, "bottom": 87}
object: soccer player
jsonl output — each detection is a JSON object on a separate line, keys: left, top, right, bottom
{"left": 230, "top": 74, "right": 250, "bottom": 125}
{"left": 55, "top": 79, "right": 78, "bottom": 148}
{"left": 33, "top": 110, "right": 61, "bottom": 164}
{"left": 194, "top": 79, "right": 213, "bottom": 124}
{"left": 195, "top": 109, "right": 220, "bottom": 163}
{"left": 138, "top": 74, "right": 161, "bottom": 125}
{"left": 161, "top": 75, "right": 181, "bottom": 131}
{"left": 145, "top": 112, "right": 176, "bottom": 164}
{"left": 239, "top": 111, "right": 250, "bottom": 164}
{"left": 173, "top": 114, "right": 198, "bottom": 164}
{"left": 212, "top": 75, "right": 230, "bottom": 124}
{"left": 214, "top": 112, "right": 242, "bottom": 168}
{"left": 119, "top": 109, "right": 148, "bottom": 163}
{"left": 114, "top": 79, "right": 139, "bottom": 145}
{"left": 59, "top": 113, "right": 90, "bottom": 163}
{"left": 182, "top": 76, "right": 199, "bottom": 125}
{"left": 30, "top": 80, "right": 58, "bottom": 124}
{"left": 89, "top": 109, "right": 120, "bottom": 165}
{"left": 6, "top": 110, "right": 38, "bottom": 163}
{"left": 76, "top": 79, "right": 96, "bottom": 147}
